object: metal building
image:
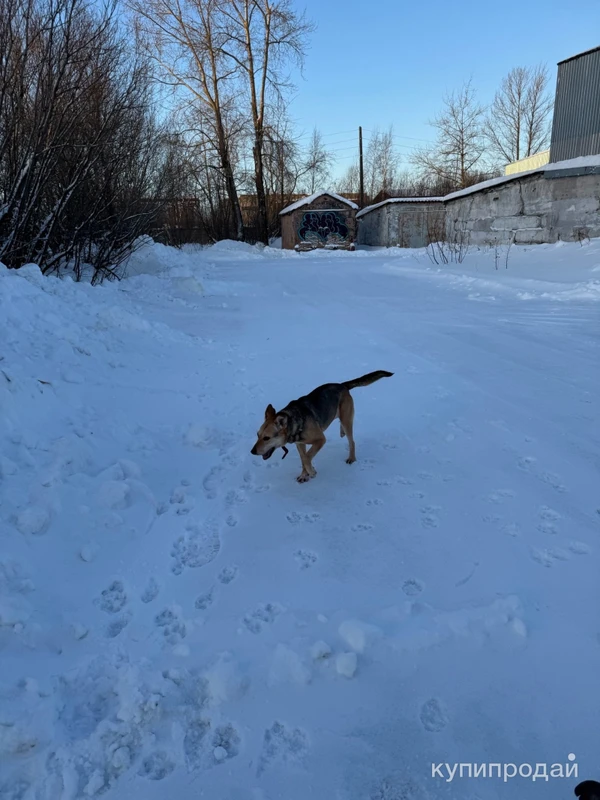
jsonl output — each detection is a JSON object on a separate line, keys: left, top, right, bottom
{"left": 550, "top": 45, "right": 600, "bottom": 162}
{"left": 356, "top": 198, "right": 444, "bottom": 248}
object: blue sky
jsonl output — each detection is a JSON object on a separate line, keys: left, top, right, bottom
{"left": 288, "top": 0, "right": 600, "bottom": 176}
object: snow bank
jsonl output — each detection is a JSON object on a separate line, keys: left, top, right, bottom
{"left": 377, "top": 239, "right": 600, "bottom": 302}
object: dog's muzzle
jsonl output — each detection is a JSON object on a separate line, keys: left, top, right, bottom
{"left": 250, "top": 445, "right": 276, "bottom": 460}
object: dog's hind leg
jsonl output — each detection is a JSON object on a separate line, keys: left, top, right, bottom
{"left": 339, "top": 393, "right": 356, "bottom": 464}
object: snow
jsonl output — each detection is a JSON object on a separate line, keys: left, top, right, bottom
{"left": 279, "top": 189, "right": 359, "bottom": 215}
{"left": 356, "top": 196, "right": 444, "bottom": 219}
{"left": 1, "top": 237, "right": 599, "bottom": 799}
{"left": 335, "top": 652, "right": 358, "bottom": 679}
{"left": 444, "top": 152, "right": 600, "bottom": 201}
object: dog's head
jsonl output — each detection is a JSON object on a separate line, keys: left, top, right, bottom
{"left": 250, "top": 404, "right": 288, "bottom": 460}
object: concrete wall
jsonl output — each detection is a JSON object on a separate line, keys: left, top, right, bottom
{"left": 281, "top": 194, "right": 356, "bottom": 250}
{"left": 445, "top": 169, "right": 600, "bottom": 246}
{"left": 357, "top": 202, "right": 445, "bottom": 248}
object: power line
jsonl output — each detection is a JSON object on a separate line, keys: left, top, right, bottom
{"left": 294, "top": 128, "right": 359, "bottom": 141}
{"left": 362, "top": 128, "right": 434, "bottom": 144}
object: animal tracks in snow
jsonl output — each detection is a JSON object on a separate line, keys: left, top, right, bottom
{"left": 242, "top": 602, "right": 284, "bottom": 634}
{"left": 212, "top": 723, "right": 241, "bottom": 763}
{"left": 217, "top": 565, "right": 239, "bottom": 584}
{"left": 530, "top": 547, "right": 570, "bottom": 568}
{"left": 106, "top": 613, "right": 131, "bottom": 639}
{"left": 257, "top": 721, "right": 309, "bottom": 776}
{"left": 139, "top": 751, "right": 175, "bottom": 781}
{"left": 286, "top": 511, "right": 321, "bottom": 525}
{"left": 419, "top": 698, "right": 449, "bottom": 732}
{"left": 155, "top": 607, "right": 187, "bottom": 645}
{"left": 141, "top": 577, "right": 160, "bottom": 604}
{"left": 517, "top": 455, "right": 568, "bottom": 493}
{"left": 420, "top": 506, "right": 441, "bottom": 529}
{"left": 402, "top": 578, "right": 424, "bottom": 597}
{"left": 195, "top": 589, "right": 214, "bottom": 610}
{"left": 294, "top": 549, "right": 318, "bottom": 570}
{"left": 530, "top": 540, "right": 590, "bottom": 567}
{"left": 97, "top": 580, "right": 127, "bottom": 614}
{"left": 351, "top": 522, "right": 374, "bottom": 533}
{"left": 537, "top": 505, "right": 561, "bottom": 535}
{"left": 486, "top": 489, "right": 516, "bottom": 505}
{"left": 170, "top": 520, "right": 221, "bottom": 575}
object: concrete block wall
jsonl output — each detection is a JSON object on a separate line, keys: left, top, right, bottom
{"left": 445, "top": 171, "right": 600, "bottom": 246}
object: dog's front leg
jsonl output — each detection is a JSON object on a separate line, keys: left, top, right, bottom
{"left": 294, "top": 436, "right": 326, "bottom": 483}
{"left": 306, "top": 436, "right": 326, "bottom": 472}
{"left": 295, "top": 443, "right": 313, "bottom": 483}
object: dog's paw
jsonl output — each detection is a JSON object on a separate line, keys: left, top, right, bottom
{"left": 346, "top": 457, "right": 356, "bottom": 465}
{"left": 296, "top": 473, "right": 311, "bottom": 483}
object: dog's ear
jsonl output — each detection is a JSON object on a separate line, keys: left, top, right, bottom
{"left": 265, "top": 404, "right": 276, "bottom": 421}
{"left": 274, "top": 414, "right": 288, "bottom": 431}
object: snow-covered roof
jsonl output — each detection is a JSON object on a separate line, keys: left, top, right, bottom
{"left": 444, "top": 153, "right": 600, "bottom": 202}
{"left": 356, "top": 197, "right": 444, "bottom": 219}
{"left": 279, "top": 190, "right": 359, "bottom": 216}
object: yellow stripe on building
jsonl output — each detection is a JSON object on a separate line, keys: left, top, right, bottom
{"left": 505, "top": 150, "right": 550, "bottom": 175}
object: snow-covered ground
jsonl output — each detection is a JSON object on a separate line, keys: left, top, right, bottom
{"left": 1, "top": 239, "right": 599, "bottom": 800}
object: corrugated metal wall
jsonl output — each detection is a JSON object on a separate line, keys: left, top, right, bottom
{"left": 550, "top": 47, "right": 600, "bottom": 162}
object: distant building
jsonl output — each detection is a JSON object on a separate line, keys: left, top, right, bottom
{"left": 356, "top": 197, "right": 445, "bottom": 248}
{"left": 370, "top": 189, "right": 408, "bottom": 205}
{"left": 238, "top": 193, "right": 305, "bottom": 226}
{"left": 279, "top": 190, "right": 358, "bottom": 251}
{"left": 444, "top": 44, "right": 600, "bottom": 246}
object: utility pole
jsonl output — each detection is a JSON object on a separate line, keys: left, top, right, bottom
{"left": 359, "top": 126, "right": 364, "bottom": 208}
{"left": 280, "top": 139, "right": 285, "bottom": 212}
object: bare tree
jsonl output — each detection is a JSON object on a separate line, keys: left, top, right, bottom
{"left": 130, "top": 0, "right": 245, "bottom": 240}
{"left": 339, "top": 164, "right": 358, "bottom": 194}
{"left": 412, "top": 80, "right": 488, "bottom": 190}
{"left": 301, "top": 128, "right": 334, "bottom": 193}
{"left": 523, "top": 66, "right": 554, "bottom": 158}
{"left": 334, "top": 162, "right": 360, "bottom": 195}
{"left": 365, "top": 127, "right": 400, "bottom": 198}
{"left": 218, "top": 0, "right": 314, "bottom": 244}
{"left": 0, "top": 0, "right": 170, "bottom": 280}
{"left": 485, "top": 65, "right": 553, "bottom": 164}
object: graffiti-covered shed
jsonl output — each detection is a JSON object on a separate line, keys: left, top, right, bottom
{"left": 279, "top": 190, "right": 358, "bottom": 251}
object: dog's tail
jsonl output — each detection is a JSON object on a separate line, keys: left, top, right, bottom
{"left": 343, "top": 370, "right": 393, "bottom": 390}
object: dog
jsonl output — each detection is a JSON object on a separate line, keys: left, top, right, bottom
{"left": 250, "top": 370, "right": 393, "bottom": 483}
{"left": 575, "top": 782, "right": 600, "bottom": 800}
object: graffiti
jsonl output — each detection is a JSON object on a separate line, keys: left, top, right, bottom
{"left": 298, "top": 210, "right": 350, "bottom": 245}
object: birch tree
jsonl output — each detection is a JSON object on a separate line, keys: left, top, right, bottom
{"left": 412, "top": 80, "right": 488, "bottom": 190}
{"left": 485, "top": 65, "right": 553, "bottom": 164}
{"left": 130, "top": 0, "right": 245, "bottom": 240}
{"left": 219, "top": 0, "right": 314, "bottom": 244}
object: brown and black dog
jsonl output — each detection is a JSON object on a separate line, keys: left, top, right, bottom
{"left": 250, "top": 370, "right": 393, "bottom": 483}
